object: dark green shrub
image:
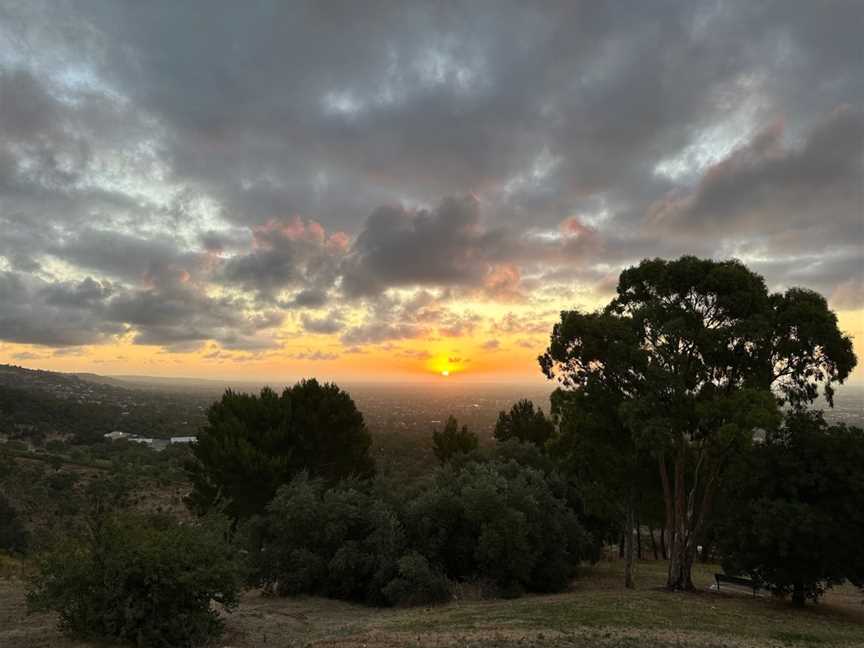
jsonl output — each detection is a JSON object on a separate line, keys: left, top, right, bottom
{"left": 491, "top": 439, "right": 605, "bottom": 563}
{"left": 717, "top": 411, "right": 864, "bottom": 606}
{"left": 27, "top": 512, "right": 243, "bottom": 647}
{"left": 382, "top": 552, "right": 452, "bottom": 606}
{"left": 404, "top": 460, "right": 591, "bottom": 594}
{"left": 253, "top": 473, "right": 408, "bottom": 605}
{"left": 255, "top": 462, "right": 592, "bottom": 605}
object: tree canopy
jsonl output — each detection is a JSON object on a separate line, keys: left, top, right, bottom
{"left": 549, "top": 385, "right": 650, "bottom": 588}
{"left": 493, "top": 399, "right": 555, "bottom": 447}
{"left": 187, "top": 379, "right": 374, "bottom": 520}
{"left": 432, "top": 415, "right": 479, "bottom": 464}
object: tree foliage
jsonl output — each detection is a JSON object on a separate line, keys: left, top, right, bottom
{"left": 404, "top": 460, "right": 592, "bottom": 595}
{"left": 251, "top": 458, "right": 591, "bottom": 605}
{"left": 717, "top": 411, "right": 864, "bottom": 606}
{"left": 249, "top": 473, "right": 420, "bottom": 606}
{"left": 493, "top": 399, "right": 555, "bottom": 447}
{"left": 187, "top": 379, "right": 374, "bottom": 519}
{"left": 540, "top": 256, "right": 855, "bottom": 591}
{"left": 27, "top": 512, "right": 243, "bottom": 647}
{"left": 549, "top": 384, "right": 648, "bottom": 588}
{"left": 432, "top": 415, "right": 479, "bottom": 464}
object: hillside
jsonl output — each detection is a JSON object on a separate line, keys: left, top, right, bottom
{"left": 2, "top": 560, "right": 862, "bottom": 647}
{"left": 0, "top": 364, "right": 209, "bottom": 443}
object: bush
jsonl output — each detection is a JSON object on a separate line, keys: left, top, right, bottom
{"left": 492, "top": 439, "right": 605, "bottom": 563}
{"left": 717, "top": 411, "right": 864, "bottom": 606}
{"left": 252, "top": 473, "right": 408, "bottom": 605}
{"left": 254, "top": 461, "right": 592, "bottom": 606}
{"left": 382, "top": 552, "right": 452, "bottom": 606}
{"left": 404, "top": 460, "right": 591, "bottom": 594}
{"left": 27, "top": 512, "right": 244, "bottom": 647}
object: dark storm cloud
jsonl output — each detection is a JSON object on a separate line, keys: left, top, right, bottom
{"left": 0, "top": 268, "right": 281, "bottom": 351}
{"left": 0, "top": 272, "right": 123, "bottom": 346}
{"left": 103, "top": 269, "right": 283, "bottom": 352}
{"left": 289, "top": 288, "right": 330, "bottom": 309}
{"left": 219, "top": 217, "right": 348, "bottom": 304}
{"left": 341, "top": 196, "right": 511, "bottom": 297}
{"left": 649, "top": 108, "right": 864, "bottom": 241}
{"left": 41, "top": 277, "right": 114, "bottom": 308}
{"left": 0, "top": 0, "right": 861, "bottom": 351}
{"left": 56, "top": 229, "right": 202, "bottom": 284}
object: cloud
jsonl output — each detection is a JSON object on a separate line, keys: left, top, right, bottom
{"left": 0, "top": 1, "right": 861, "bottom": 360}
{"left": 0, "top": 266, "right": 281, "bottom": 352}
{"left": 492, "top": 311, "right": 554, "bottom": 337}
{"left": 12, "top": 352, "right": 47, "bottom": 361}
{"left": 0, "top": 272, "right": 123, "bottom": 346}
{"left": 831, "top": 277, "right": 864, "bottom": 311}
{"left": 290, "top": 350, "right": 340, "bottom": 361}
{"left": 301, "top": 311, "right": 345, "bottom": 335}
{"left": 340, "top": 322, "right": 425, "bottom": 347}
{"left": 104, "top": 269, "right": 283, "bottom": 352}
{"left": 649, "top": 107, "right": 864, "bottom": 246}
{"left": 289, "top": 288, "right": 330, "bottom": 308}
{"left": 341, "top": 196, "right": 510, "bottom": 296}
{"left": 220, "top": 217, "right": 348, "bottom": 304}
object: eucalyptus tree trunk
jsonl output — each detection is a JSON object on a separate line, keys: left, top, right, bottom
{"left": 624, "top": 503, "right": 636, "bottom": 589}
{"left": 666, "top": 452, "right": 691, "bottom": 590}
{"left": 664, "top": 441, "right": 722, "bottom": 591}
{"left": 659, "top": 522, "right": 667, "bottom": 560}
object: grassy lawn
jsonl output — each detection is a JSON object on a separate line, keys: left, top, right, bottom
{"left": 2, "top": 558, "right": 862, "bottom": 647}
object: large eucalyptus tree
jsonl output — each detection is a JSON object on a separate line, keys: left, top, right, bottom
{"left": 541, "top": 256, "right": 856, "bottom": 590}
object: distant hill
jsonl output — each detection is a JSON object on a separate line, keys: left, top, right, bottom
{"left": 0, "top": 365, "right": 210, "bottom": 442}
{"left": 71, "top": 372, "right": 136, "bottom": 389}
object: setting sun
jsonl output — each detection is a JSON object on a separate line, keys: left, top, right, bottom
{"left": 427, "top": 354, "right": 466, "bottom": 378}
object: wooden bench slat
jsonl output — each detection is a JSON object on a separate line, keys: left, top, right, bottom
{"left": 714, "top": 573, "right": 759, "bottom": 596}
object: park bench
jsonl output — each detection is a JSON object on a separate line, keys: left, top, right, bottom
{"left": 714, "top": 573, "right": 759, "bottom": 596}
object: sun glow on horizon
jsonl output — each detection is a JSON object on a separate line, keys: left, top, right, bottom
{"left": 427, "top": 354, "right": 467, "bottom": 378}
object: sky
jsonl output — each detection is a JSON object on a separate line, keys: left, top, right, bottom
{"left": 0, "top": 0, "right": 861, "bottom": 384}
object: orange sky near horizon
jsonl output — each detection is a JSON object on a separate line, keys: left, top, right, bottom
{"left": 2, "top": 304, "right": 862, "bottom": 387}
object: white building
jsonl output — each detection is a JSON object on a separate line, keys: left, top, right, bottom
{"left": 170, "top": 436, "right": 197, "bottom": 444}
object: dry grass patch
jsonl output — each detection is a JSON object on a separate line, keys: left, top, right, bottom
{"left": 2, "top": 559, "right": 862, "bottom": 648}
